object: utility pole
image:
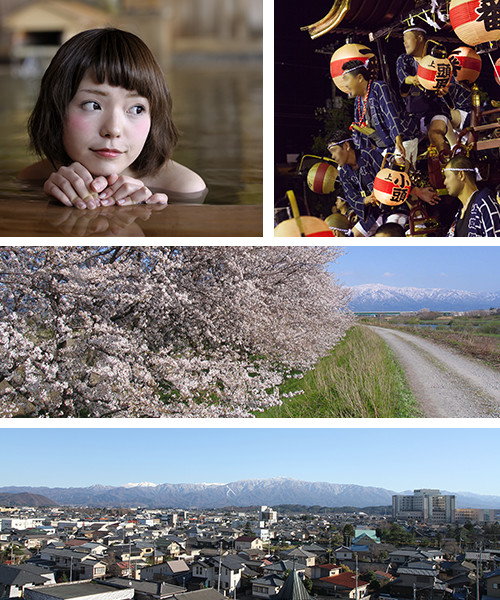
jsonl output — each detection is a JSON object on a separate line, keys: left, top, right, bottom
{"left": 217, "top": 541, "right": 222, "bottom": 593}
{"left": 355, "top": 553, "right": 358, "bottom": 600}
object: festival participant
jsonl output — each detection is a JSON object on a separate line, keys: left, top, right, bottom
{"left": 341, "top": 57, "right": 419, "bottom": 166}
{"left": 374, "top": 223, "right": 406, "bottom": 237}
{"left": 327, "top": 131, "right": 392, "bottom": 236}
{"left": 396, "top": 26, "right": 471, "bottom": 156}
{"left": 444, "top": 156, "right": 500, "bottom": 236}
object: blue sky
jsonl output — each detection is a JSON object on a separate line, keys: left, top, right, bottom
{"left": 331, "top": 247, "right": 500, "bottom": 293}
{"left": 1, "top": 427, "right": 499, "bottom": 496}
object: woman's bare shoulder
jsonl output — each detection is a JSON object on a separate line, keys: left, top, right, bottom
{"left": 145, "top": 160, "right": 206, "bottom": 194}
{"left": 18, "top": 159, "right": 54, "bottom": 182}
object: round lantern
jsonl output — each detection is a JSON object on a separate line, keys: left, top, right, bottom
{"left": 373, "top": 168, "right": 412, "bottom": 206}
{"left": 448, "top": 46, "right": 482, "bottom": 83}
{"left": 417, "top": 55, "right": 453, "bottom": 91}
{"left": 274, "top": 216, "right": 334, "bottom": 237}
{"left": 307, "top": 162, "right": 338, "bottom": 194}
{"left": 450, "top": 0, "right": 500, "bottom": 47}
{"left": 494, "top": 57, "right": 500, "bottom": 85}
{"left": 330, "top": 43, "right": 376, "bottom": 94}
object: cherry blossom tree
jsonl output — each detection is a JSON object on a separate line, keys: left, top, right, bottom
{"left": 0, "top": 246, "right": 353, "bottom": 417}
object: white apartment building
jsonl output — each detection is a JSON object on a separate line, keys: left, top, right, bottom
{"left": 392, "top": 489, "right": 456, "bottom": 523}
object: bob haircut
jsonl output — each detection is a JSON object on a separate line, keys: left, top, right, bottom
{"left": 27, "top": 28, "right": 179, "bottom": 178}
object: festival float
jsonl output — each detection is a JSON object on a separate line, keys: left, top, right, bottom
{"left": 275, "top": 0, "right": 500, "bottom": 237}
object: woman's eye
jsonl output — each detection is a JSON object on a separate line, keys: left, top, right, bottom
{"left": 82, "top": 101, "right": 101, "bottom": 111}
{"left": 129, "top": 105, "right": 146, "bottom": 115}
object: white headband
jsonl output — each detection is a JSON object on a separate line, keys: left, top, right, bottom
{"left": 443, "top": 167, "right": 482, "bottom": 180}
{"left": 329, "top": 226, "right": 351, "bottom": 234}
{"left": 328, "top": 138, "right": 352, "bottom": 150}
{"left": 342, "top": 58, "right": 370, "bottom": 75}
{"left": 403, "top": 27, "right": 427, "bottom": 34}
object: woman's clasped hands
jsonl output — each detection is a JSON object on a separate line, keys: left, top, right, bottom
{"left": 43, "top": 162, "right": 168, "bottom": 210}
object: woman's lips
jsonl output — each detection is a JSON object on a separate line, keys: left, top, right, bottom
{"left": 92, "top": 148, "right": 124, "bottom": 158}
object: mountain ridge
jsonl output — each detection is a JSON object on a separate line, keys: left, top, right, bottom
{"left": 349, "top": 283, "right": 500, "bottom": 312}
{"left": 1, "top": 478, "right": 499, "bottom": 509}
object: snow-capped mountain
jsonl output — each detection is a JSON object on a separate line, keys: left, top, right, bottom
{"left": 123, "top": 482, "right": 158, "bottom": 488}
{"left": 349, "top": 283, "right": 500, "bottom": 312}
{"left": 1, "top": 478, "right": 499, "bottom": 509}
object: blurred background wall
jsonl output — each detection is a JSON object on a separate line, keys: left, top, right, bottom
{"left": 0, "top": 0, "right": 263, "bottom": 69}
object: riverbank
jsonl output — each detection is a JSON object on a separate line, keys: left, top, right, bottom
{"left": 256, "top": 326, "right": 422, "bottom": 418}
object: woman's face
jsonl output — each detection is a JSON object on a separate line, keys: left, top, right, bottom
{"left": 63, "top": 72, "right": 151, "bottom": 177}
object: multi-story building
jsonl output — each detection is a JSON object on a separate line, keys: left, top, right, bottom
{"left": 455, "top": 508, "right": 496, "bottom": 523}
{"left": 392, "top": 489, "right": 456, "bottom": 523}
{"left": 259, "top": 506, "right": 277, "bottom": 526}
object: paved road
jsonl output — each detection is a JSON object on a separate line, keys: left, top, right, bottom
{"left": 368, "top": 326, "right": 500, "bottom": 418}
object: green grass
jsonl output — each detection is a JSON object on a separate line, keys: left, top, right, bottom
{"left": 256, "top": 326, "right": 422, "bottom": 418}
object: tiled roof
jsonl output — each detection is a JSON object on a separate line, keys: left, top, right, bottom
{"left": 319, "top": 572, "right": 369, "bottom": 589}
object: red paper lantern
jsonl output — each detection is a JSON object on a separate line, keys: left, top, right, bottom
{"left": 417, "top": 55, "right": 453, "bottom": 91}
{"left": 274, "top": 216, "right": 334, "bottom": 237}
{"left": 373, "top": 168, "right": 412, "bottom": 206}
{"left": 307, "top": 162, "right": 338, "bottom": 194}
{"left": 330, "top": 43, "right": 375, "bottom": 94}
{"left": 449, "top": 0, "right": 500, "bottom": 47}
{"left": 494, "top": 57, "right": 500, "bottom": 84}
{"left": 448, "top": 46, "right": 482, "bottom": 83}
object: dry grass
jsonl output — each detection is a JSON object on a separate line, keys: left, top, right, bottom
{"left": 375, "top": 324, "right": 500, "bottom": 369}
{"left": 256, "top": 326, "right": 422, "bottom": 418}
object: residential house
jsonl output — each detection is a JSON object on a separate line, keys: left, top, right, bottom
{"left": 353, "top": 530, "right": 380, "bottom": 545}
{"left": 155, "top": 537, "right": 185, "bottom": 558}
{"left": 141, "top": 560, "right": 191, "bottom": 586}
{"left": 171, "top": 589, "right": 227, "bottom": 600}
{"left": 285, "top": 548, "right": 316, "bottom": 568}
{"left": 387, "top": 562, "right": 449, "bottom": 599}
{"left": 234, "top": 536, "right": 263, "bottom": 551}
{"left": 389, "top": 549, "right": 444, "bottom": 567}
{"left": 301, "top": 544, "right": 328, "bottom": 558}
{"left": 0, "top": 564, "right": 55, "bottom": 598}
{"left": 190, "top": 556, "right": 247, "bottom": 593}
{"left": 24, "top": 581, "right": 134, "bottom": 600}
{"left": 314, "top": 572, "right": 369, "bottom": 598}
{"left": 102, "top": 577, "right": 186, "bottom": 600}
{"left": 484, "top": 568, "right": 500, "bottom": 599}
{"left": 310, "top": 564, "right": 342, "bottom": 580}
{"left": 334, "top": 547, "right": 354, "bottom": 562}
{"left": 251, "top": 574, "right": 285, "bottom": 599}
{"left": 78, "top": 558, "right": 106, "bottom": 580}
{"left": 262, "top": 560, "right": 307, "bottom": 580}
{"left": 32, "top": 548, "right": 106, "bottom": 580}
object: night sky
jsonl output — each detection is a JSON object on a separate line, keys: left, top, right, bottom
{"left": 275, "top": 0, "right": 500, "bottom": 163}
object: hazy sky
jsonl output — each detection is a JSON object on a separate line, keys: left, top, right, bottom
{"left": 1, "top": 427, "right": 498, "bottom": 496}
{"left": 331, "top": 247, "right": 500, "bottom": 293}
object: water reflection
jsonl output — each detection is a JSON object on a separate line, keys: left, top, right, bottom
{"left": 0, "top": 60, "right": 262, "bottom": 236}
{"left": 0, "top": 179, "right": 262, "bottom": 237}
{"left": 169, "top": 63, "right": 262, "bottom": 205}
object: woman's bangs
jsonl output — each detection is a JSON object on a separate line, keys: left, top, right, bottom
{"left": 89, "top": 35, "right": 155, "bottom": 100}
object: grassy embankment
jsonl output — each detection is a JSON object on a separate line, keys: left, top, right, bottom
{"left": 256, "top": 325, "right": 422, "bottom": 418}
{"left": 362, "top": 314, "right": 500, "bottom": 369}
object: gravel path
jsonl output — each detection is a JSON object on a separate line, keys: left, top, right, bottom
{"left": 368, "top": 326, "right": 500, "bottom": 418}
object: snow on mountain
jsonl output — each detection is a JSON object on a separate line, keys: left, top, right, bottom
{"left": 2, "top": 478, "right": 499, "bottom": 509}
{"left": 123, "top": 482, "right": 159, "bottom": 488}
{"left": 349, "top": 283, "right": 500, "bottom": 312}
